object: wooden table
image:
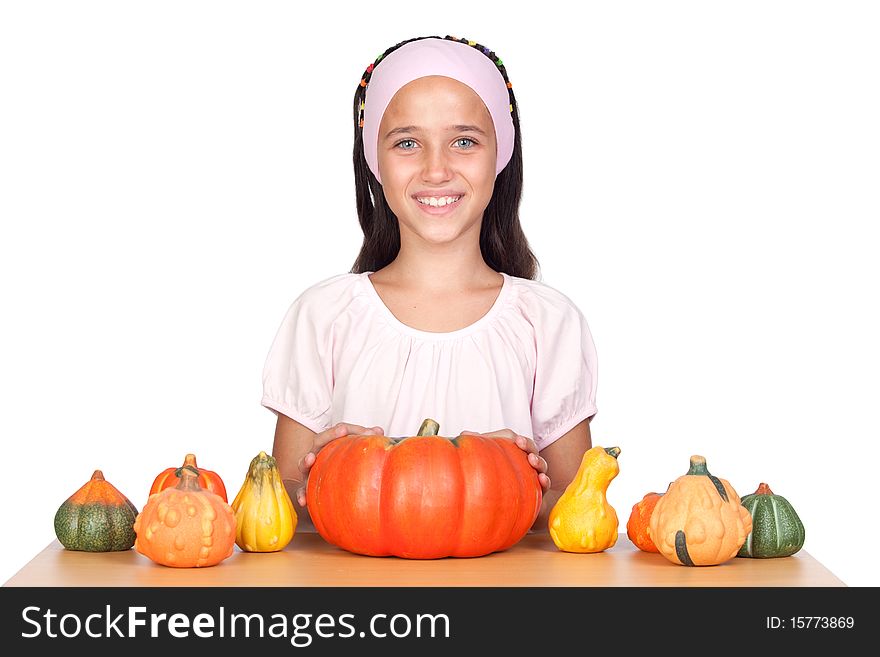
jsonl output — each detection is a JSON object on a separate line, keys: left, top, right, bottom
{"left": 4, "top": 531, "right": 844, "bottom": 587}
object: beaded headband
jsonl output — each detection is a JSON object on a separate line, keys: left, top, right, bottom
{"left": 359, "top": 36, "right": 515, "bottom": 184}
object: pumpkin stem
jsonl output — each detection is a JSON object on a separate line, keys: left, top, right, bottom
{"left": 91, "top": 470, "right": 105, "bottom": 481}
{"left": 754, "top": 482, "right": 774, "bottom": 495}
{"left": 604, "top": 446, "right": 621, "bottom": 459}
{"left": 174, "top": 464, "right": 204, "bottom": 491}
{"left": 417, "top": 418, "right": 440, "bottom": 437}
{"left": 183, "top": 453, "right": 199, "bottom": 468}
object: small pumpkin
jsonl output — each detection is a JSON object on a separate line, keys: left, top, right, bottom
{"left": 231, "top": 451, "right": 297, "bottom": 552}
{"left": 737, "top": 483, "right": 805, "bottom": 558}
{"left": 648, "top": 455, "right": 752, "bottom": 566}
{"left": 54, "top": 470, "right": 138, "bottom": 552}
{"left": 307, "top": 418, "right": 541, "bottom": 559}
{"left": 548, "top": 446, "right": 621, "bottom": 553}
{"left": 149, "top": 453, "right": 228, "bottom": 502}
{"left": 626, "top": 491, "right": 662, "bottom": 553}
{"left": 134, "top": 464, "right": 236, "bottom": 567}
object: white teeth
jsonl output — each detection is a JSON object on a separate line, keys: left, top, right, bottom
{"left": 416, "top": 195, "right": 461, "bottom": 207}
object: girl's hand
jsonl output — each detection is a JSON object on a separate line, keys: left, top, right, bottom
{"left": 459, "top": 429, "right": 550, "bottom": 493}
{"left": 295, "top": 422, "right": 384, "bottom": 508}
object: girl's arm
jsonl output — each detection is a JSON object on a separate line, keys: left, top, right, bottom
{"left": 531, "top": 418, "right": 593, "bottom": 532}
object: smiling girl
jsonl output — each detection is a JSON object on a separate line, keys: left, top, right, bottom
{"left": 261, "top": 35, "right": 598, "bottom": 533}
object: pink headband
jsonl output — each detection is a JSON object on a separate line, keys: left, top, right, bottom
{"left": 360, "top": 38, "right": 515, "bottom": 184}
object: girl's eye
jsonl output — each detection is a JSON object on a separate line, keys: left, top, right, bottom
{"left": 393, "top": 137, "right": 479, "bottom": 150}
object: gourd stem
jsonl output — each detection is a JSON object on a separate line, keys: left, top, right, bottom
{"left": 250, "top": 451, "right": 275, "bottom": 469}
{"left": 686, "top": 455, "right": 729, "bottom": 502}
{"left": 417, "top": 418, "right": 440, "bottom": 437}
{"left": 754, "top": 482, "right": 774, "bottom": 495}
{"left": 604, "top": 447, "right": 621, "bottom": 459}
{"left": 249, "top": 451, "right": 277, "bottom": 486}
{"left": 173, "top": 464, "right": 203, "bottom": 491}
{"left": 174, "top": 463, "right": 201, "bottom": 479}
{"left": 686, "top": 455, "right": 709, "bottom": 476}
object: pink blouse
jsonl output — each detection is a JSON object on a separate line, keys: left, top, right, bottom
{"left": 261, "top": 271, "right": 598, "bottom": 450}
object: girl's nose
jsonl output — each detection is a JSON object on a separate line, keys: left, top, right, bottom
{"left": 421, "top": 145, "right": 454, "bottom": 178}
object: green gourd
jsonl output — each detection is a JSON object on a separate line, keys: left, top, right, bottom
{"left": 737, "top": 482, "right": 805, "bottom": 558}
{"left": 54, "top": 470, "right": 139, "bottom": 551}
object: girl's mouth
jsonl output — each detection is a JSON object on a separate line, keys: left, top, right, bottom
{"left": 413, "top": 195, "right": 463, "bottom": 216}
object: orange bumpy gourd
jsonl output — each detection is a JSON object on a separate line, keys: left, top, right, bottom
{"left": 648, "top": 455, "right": 752, "bottom": 566}
{"left": 149, "top": 453, "right": 228, "bottom": 502}
{"left": 626, "top": 491, "right": 662, "bottom": 553}
{"left": 134, "top": 464, "right": 236, "bottom": 567}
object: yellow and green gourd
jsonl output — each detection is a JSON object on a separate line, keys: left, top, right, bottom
{"left": 737, "top": 482, "right": 805, "bottom": 558}
{"left": 231, "top": 451, "right": 297, "bottom": 552}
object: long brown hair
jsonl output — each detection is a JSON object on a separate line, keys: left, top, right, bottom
{"left": 350, "top": 35, "right": 541, "bottom": 281}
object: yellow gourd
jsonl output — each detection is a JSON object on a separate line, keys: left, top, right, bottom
{"left": 549, "top": 446, "right": 621, "bottom": 553}
{"left": 231, "top": 451, "right": 297, "bottom": 552}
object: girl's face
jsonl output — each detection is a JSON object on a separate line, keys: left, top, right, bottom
{"left": 377, "top": 75, "right": 497, "bottom": 245}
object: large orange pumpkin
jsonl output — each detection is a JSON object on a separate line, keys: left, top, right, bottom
{"left": 134, "top": 464, "right": 236, "bottom": 567}
{"left": 149, "top": 453, "right": 228, "bottom": 502}
{"left": 306, "top": 418, "right": 542, "bottom": 559}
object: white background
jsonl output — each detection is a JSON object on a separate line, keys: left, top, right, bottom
{"left": 2, "top": 1, "right": 878, "bottom": 586}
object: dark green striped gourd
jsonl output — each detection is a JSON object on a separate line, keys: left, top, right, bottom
{"left": 737, "top": 483, "right": 805, "bottom": 558}
{"left": 53, "top": 470, "right": 139, "bottom": 552}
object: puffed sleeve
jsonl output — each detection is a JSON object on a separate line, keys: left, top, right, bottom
{"left": 260, "top": 290, "right": 334, "bottom": 434}
{"left": 530, "top": 296, "right": 598, "bottom": 450}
